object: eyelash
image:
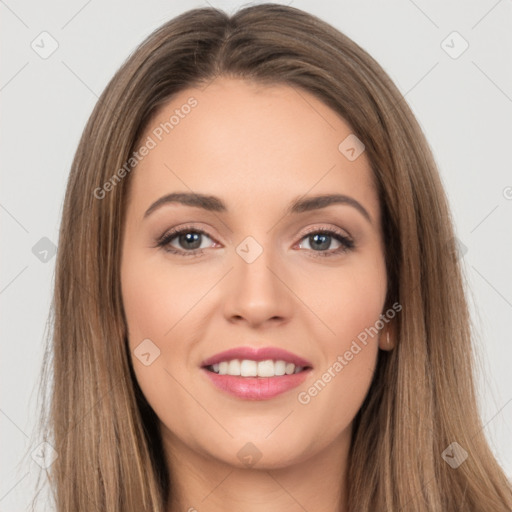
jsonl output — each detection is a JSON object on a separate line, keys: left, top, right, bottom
{"left": 155, "top": 224, "right": 355, "bottom": 259}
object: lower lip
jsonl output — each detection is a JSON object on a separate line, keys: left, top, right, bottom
{"left": 201, "top": 367, "right": 312, "bottom": 400}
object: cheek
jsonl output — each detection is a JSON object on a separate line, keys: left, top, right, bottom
{"left": 296, "top": 343, "right": 378, "bottom": 445}
{"left": 297, "top": 250, "right": 387, "bottom": 346}
{"left": 121, "top": 252, "right": 201, "bottom": 342}
{"left": 292, "top": 252, "right": 385, "bottom": 429}
{"left": 120, "top": 253, "right": 203, "bottom": 431}
{"left": 120, "top": 249, "right": 219, "bottom": 387}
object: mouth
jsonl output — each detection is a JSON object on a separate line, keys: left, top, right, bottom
{"left": 203, "top": 359, "right": 311, "bottom": 377}
{"left": 199, "top": 347, "right": 313, "bottom": 400}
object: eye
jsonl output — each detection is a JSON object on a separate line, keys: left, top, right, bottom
{"left": 296, "top": 228, "right": 355, "bottom": 258}
{"left": 156, "top": 226, "right": 217, "bottom": 257}
{"left": 155, "top": 225, "right": 355, "bottom": 258}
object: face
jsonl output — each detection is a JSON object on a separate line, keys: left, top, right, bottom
{"left": 120, "top": 77, "right": 391, "bottom": 469}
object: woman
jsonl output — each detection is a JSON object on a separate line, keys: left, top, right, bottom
{"left": 33, "top": 3, "right": 512, "bottom": 511}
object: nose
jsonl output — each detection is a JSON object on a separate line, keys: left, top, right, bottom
{"left": 223, "top": 248, "right": 294, "bottom": 328}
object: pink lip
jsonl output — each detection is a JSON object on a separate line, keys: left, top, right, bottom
{"left": 200, "top": 346, "right": 313, "bottom": 401}
{"left": 201, "top": 367, "right": 313, "bottom": 400}
{"left": 200, "top": 346, "right": 313, "bottom": 368}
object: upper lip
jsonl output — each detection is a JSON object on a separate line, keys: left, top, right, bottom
{"left": 201, "top": 346, "right": 313, "bottom": 368}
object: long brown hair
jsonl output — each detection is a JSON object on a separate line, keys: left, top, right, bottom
{"left": 31, "top": 3, "right": 512, "bottom": 510}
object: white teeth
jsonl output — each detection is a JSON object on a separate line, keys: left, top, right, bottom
{"left": 228, "top": 359, "right": 241, "bottom": 375}
{"left": 257, "top": 360, "right": 274, "bottom": 377}
{"left": 208, "top": 359, "right": 306, "bottom": 377}
{"left": 240, "top": 359, "right": 257, "bottom": 377}
{"left": 274, "top": 360, "right": 286, "bottom": 376}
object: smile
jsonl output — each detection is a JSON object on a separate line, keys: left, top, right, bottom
{"left": 206, "top": 358, "right": 307, "bottom": 377}
{"left": 200, "top": 346, "right": 313, "bottom": 400}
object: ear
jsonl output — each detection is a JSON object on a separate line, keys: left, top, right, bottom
{"left": 378, "top": 323, "right": 396, "bottom": 351}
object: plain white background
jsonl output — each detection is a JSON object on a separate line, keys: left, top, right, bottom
{"left": 1, "top": 0, "right": 511, "bottom": 509}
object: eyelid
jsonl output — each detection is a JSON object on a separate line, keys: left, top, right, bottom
{"left": 156, "top": 222, "right": 354, "bottom": 256}
{"left": 298, "top": 224, "right": 351, "bottom": 239}
{"left": 155, "top": 223, "right": 217, "bottom": 245}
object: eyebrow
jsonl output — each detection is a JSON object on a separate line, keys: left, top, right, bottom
{"left": 143, "top": 192, "right": 372, "bottom": 224}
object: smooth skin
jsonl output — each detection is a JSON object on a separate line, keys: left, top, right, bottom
{"left": 120, "top": 77, "right": 393, "bottom": 512}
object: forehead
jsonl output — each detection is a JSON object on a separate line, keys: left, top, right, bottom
{"left": 127, "top": 77, "right": 379, "bottom": 222}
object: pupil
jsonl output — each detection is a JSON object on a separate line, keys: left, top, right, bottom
{"left": 180, "top": 232, "right": 201, "bottom": 250}
{"left": 177, "top": 232, "right": 332, "bottom": 251}
{"left": 310, "top": 233, "right": 330, "bottom": 250}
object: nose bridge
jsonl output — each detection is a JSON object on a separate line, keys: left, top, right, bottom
{"left": 223, "top": 234, "right": 293, "bottom": 325}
